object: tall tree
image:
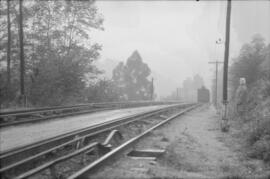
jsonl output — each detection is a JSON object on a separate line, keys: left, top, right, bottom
{"left": 112, "top": 50, "right": 153, "bottom": 101}
{"left": 230, "top": 34, "right": 267, "bottom": 93}
{"left": 19, "top": 0, "right": 26, "bottom": 106}
{"left": 6, "top": 0, "right": 11, "bottom": 92}
{"left": 26, "top": 0, "right": 104, "bottom": 106}
{"left": 86, "top": 79, "right": 120, "bottom": 102}
{"left": 0, "top": 0, "right": 104, "bottom": 106}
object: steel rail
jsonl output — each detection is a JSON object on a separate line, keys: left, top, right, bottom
{"left": 0, "top": 104, "right": 169, "bottom": 156}
{"left": 0, "top": 103, "right": 188, "bottom": 165}
{"left": 69, "top": 104, "right": 199, "bottom": 179}
{"left": 0, "top": 104, "right": 181, "bottom": 173}
{"left": 10, "top": 104, "right": 197, "bottom": 179}
{"left": 15, "top": 142, "right": 99, "bottom": 179}
{"left": 0, "top": 107, "right": 115, "bottom": 128}
{"left": 0, "top": 104, "right": 94, "bottom": 117}
{"left": 0, "top": 101, "right": 179, "bottom": 117}
{"left": 0, "top": 101, "right": 182, "bottom": 127}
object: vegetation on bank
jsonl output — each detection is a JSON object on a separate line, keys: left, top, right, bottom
{"left": 228, "top": 34, "right": 270, "bottom": 163}
{"left": 0, "top": 1, "right": 154, "bottom": 108}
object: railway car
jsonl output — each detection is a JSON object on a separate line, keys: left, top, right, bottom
{"left": 197, "top": 86, "right": 210, "bottom": 103}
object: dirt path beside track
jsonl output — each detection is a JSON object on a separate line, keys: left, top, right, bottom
{"left": 91, "top": 105, "right": 269, "bottom": 178}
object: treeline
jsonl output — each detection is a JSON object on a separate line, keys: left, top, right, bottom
{"left": 163, "top": 74, "right": 204, "bottom": 102}
{"left": 86, "top": 51, "right": 154, "bottom": 103}
{"left": 230, "top": 34, "right": 270, "bottom": 93}
{"left": 228, "top": 34, "right": 270, "bottom": 163}
{"left": 211, "top": 34, "right": 270, "bottom": 107}
{"left": 0, "top": 1, "right": 153, "bottom": 108}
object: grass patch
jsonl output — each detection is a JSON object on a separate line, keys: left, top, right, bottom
{"left": 246, "top": 118, "right": 270, "bottom": 162}
{"left": 228, "top": 80, "right": 270, "bottom": 164}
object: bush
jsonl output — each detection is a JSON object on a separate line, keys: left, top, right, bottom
{"left": 228, "top": 35, "right": 270, "bottom": 165}
{"left": 229, "top": 78, "right": 270, "bottom": 163}
{"left": 246, "top": 118, "right": 270, "bottom": 162}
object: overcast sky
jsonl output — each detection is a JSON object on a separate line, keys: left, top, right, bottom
{"left": 91, "top": 0, "right": 270, "bottom": 98}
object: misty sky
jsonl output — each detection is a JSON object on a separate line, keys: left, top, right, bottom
{"left": 91, "top": 0, "right": 270, "bottom": 98}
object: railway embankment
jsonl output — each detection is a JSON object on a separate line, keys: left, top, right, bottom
{"left": 91, "top": 105, "right": 270, "bottom": 178}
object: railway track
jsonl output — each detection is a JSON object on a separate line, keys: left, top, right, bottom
{"left": 0, "top": 101, "right": 179, "bottom": 128}
{"left": 69, "top": 104, "right": 199, "bottom": 179}
{"left": 0, "top": 103, "right": 197, "bottom": 179}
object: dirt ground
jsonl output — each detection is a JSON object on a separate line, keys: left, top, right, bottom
{"left": 91, "top": 105, "right": 270, "bottom": 178}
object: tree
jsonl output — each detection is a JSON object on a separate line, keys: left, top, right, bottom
{"left": 193, "top": 74, "right": 204, "bottom": 90}
{"left": 260, "top": 44, "right": 270, "bottom": 79}
{"left": 112, "top": 50, "right": 153, "bottom": 101}
{"left": 19, "top": 0, "right": 26, "bottom": 106}
{"left": 181, "top": 75, "right": 204, "bottom": 102}
{"left": 26, "top": 1, "right": 104, "bottom": 106}
{"left": 6, "top": 0, "right": 11, "bottom": 93}
{"left": 0, "top": 1, "right": 24, "bottom": 107}
{"left": 86, "top": 79, "right": 120, "bottom": 102}
{"left": 230, "top": 34, "right": 267, "bottom": 93}
{"left": 0, "top": 0, "right": 104, "bottom": 107}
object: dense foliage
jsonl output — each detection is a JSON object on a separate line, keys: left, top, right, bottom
{"left": 229, "top": 34, "right": 270, "bottom": 163}
{"left": 112, "top": 50, "right": 153, "bottom": 101}
{"left": 0, "top": 1, "right": 155, "bottom": 108}
{"left": 230, "top": 34, "right": 270, "bottom": 93}
{"left": 162, "top": 74, "right": 205, "bottom": 102}
{"left": 0, "top": 0, "right": 104, "bottom": 107}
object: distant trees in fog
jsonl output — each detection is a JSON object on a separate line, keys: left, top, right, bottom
{"left": 112, "top": 50, "right": 154, "bottom": 101}
{"left": 228, "top": 34, "right": 270, "bottom": 163}
{"left": 0, "top": 0, "right": 154, "bottom": 107}
{"left": 181, "top": 75, "right": 204, "bottom": 102}
{"left": 86, "top": 50, "right": 154, "bottom": 102}
{"left": 211, "top": 34, "right": 270, "bottom": 107}
{"left": 163, "top": 74, "right": 204, "bottom": 102}
{"left": 229, "top": 34, "right": 270, "bottom": 95}
{"left": 85, "top": 79, "right": 120, "bottom": 103}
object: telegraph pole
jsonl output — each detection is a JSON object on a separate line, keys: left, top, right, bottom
{"left": 19, "top": 0, "right": 26, "bottom": 106}
{"left": 176, "top": 88, "right": 180, "bottom": 101}
{"left": 150, "top": 78, "right": 154, "bottom": 100}
{"left": 208, "top": 61, "right": 223, "bottom": 107}
{"left": 222, "top": 0, "right": 232, "bottom": 131}
{"left": 7, "top": 0, "right": 11, "bottom": 93}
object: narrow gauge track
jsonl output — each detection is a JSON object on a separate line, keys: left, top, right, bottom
{"left": 0, "top": 101, "right": 179, "bottom": 128}
{"left": 0, "top": 103, "right": 193, "bottom": 179}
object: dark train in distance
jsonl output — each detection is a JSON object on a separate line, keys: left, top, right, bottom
{"left": 197, "top": 86, "right": 210, "bottom": 103}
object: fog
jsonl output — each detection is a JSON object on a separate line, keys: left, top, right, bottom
{"left": 92, "top": 0, "right": 270, "bottom": 98}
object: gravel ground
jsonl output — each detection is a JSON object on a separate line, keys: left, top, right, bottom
{"left": 0, "top": 105, "right": 170, "bottom": 153}
{"left": 90, "top": 105, "right": 270, "bottom": 178}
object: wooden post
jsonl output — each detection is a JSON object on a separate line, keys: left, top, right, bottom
{"left": 7, "top": 0, "right": 11, "bottom": 95}
{"left": 222, "top": 0, "right": 232, "bottom": 131}
{"left": 19, "top": 0, "right": 26, "bottom": 106}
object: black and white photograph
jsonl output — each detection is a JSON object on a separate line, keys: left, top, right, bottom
{"left": 0, "top": 0, "right": 269, "bottom": 178}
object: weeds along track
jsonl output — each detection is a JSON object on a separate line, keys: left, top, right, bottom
{"left": 0, "top": 103, "right": 195, "bottom": 179}
{"left": 0, "top": 101, "right": 180, "bottom": 127}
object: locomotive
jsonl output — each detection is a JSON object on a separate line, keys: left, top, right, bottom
{"left": 197, "top": 86, "right": 210, "bottom": 103}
